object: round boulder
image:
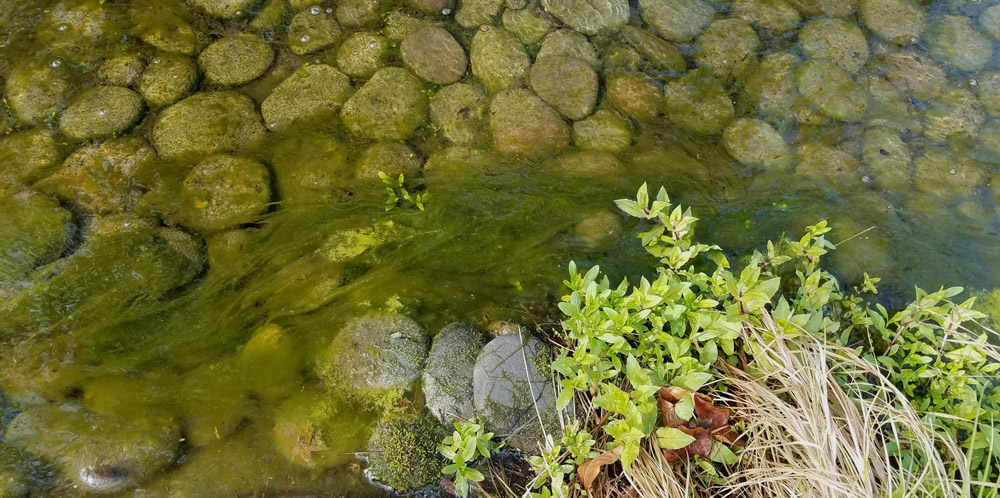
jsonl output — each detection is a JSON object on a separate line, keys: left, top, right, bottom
{"left": 197, "top": 35, "right": 274, "bottom": 86}
{"left": 638, "top": 0, "right": 715, "bottom": 43}
{"left": 59, "top": 86, "right": 144, "bottom": 141}
{"left": 470, "top": 27, "right": 531, "bottom": 93}
{"left": 607, "top": 73, "right": 662, "bottom": 122}
{"left": 796, "top": 59, "right": 869, "bottom": 122}
{"left": 530, "top": 57, "right": 598, "bottom": 120}
{"left": 336, "top": 32, "right": 389, "bottom": 78}
{"left": 662, "top": 71, "right": 734, "bottom": 134}
{"left": 97, "top": 55, "right": 145, "bottom": 87}
{"left": 861, "top": 126, "right": 911, "bottom": 192}
{"left": 490, "top": 88, "right": 570, "bottom": 155}
{"left": 722, "top": 118, "right": 791, "bottom": 170}
{"left": 152, "top": 91, "right": 265, "bottom": 158}
{"left": 261, "top": 64, "right": 352, "bottom": 131}
{"left": 925, "top": 15, "right": 993, "bottom": 73}
{"left": 401, "top": 26, "right": 467, "bottom": 85}
{"left": 540, "top": 0, "right": 628, "bottom": 35}
{"left": 695, "top": 19, "right": 760, "bottom": 81}
{"left": 422, "top": 322, "right": 489, "bottom": 424}
{"left": 537, "top": 30, "right": 598, "bottom": 66}
{"left": 430, "top": 82, "right": 489, "bottom": 145}
{"left": 179, "top": 155, "right": 271, "bottom": 232}
{"left": 5, "top": 62, "right": 71, "bottom": 127}
{"left": 139, "top": 54, "right": 200, "bottom": 108}
{"left": 798, "top": 18, "right": 870, "bottom": 74}
{"left": 341, "top": 67, "right": 428, "bottom": 140}
{"left": 861, "top": 0, "right": 925, "bottom": 45}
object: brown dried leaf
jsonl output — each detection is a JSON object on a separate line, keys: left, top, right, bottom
{"left": 712, "top": 426, "right": 744, "bottom": 447}
{"left": 693, "top": 393, "right": 730, "bottom": 430}
{"left": 658, "top": 397, "right": 687, "bottom": 429}
{"left": 578, "top": 445, "right": 624, "bottom": 490}
{"left": 662, "top": 426, "right": 712, "bottom": 463}
{"left": 659, "top": 386, "right": 692, "bottom": 403}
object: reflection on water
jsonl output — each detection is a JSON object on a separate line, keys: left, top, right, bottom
{"left": 0, "top": 0, "right": 999, "bottom": 495}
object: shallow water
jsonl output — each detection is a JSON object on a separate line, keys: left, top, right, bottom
{"left": 1, "top": 0, "right": 1000, "bottom": 495}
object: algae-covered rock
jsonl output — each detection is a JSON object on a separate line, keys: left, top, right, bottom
{"left": 607, "top": 73, "right": 661, "bottom": 122}
{"left": 796, "top": 59, "right": 869, "bottom": 122}
{"left": 861, "top": 0, "right": 925, "bottom": 45}
{"left": 0, "top": 444, "right": 33, "bottom": 498}
{"left": 798, "top": 18, "right": 870, "bottom": 74}
{"left": 976, "top": 120, "right": 1000, "bottom": 163}
{"left": 861, "top": 126, "right": 911, "bottom": 192}
{"left": 572, "top": 109, "right": 631, "bottom": 152}
{"left": 261, "top": 64, "right": 352, "bottom": 131}
{"left": 268, "top": 132, "right": 350, "bottom": 202}
{"left": 913, "top": 147, "right": 990, "bottom": 199}
{"left": 272, "top": 391, "right": 372, "bottom": 469}
{"left": 743, "top": 52, "right": 799, "bottom": 118}
{"left": 384, "top": 10, "right": 432, "bottom": 41}
{"left": 603, "top": 43, "right": 643, "bottom": 73}
{"left": 501, "top": 8, "right": 551, "bottom": 45}
{"left": 490, "top": 88, "right": 570, "bottom": 155}
{"left": 0, "top": 194, "right": 73, "bottom": 284}
{"left": 366, "top": 416, "right": 446, "bottom": 491}
{"left": 638, "top": 0, "right": 715, "bottom": 43}
{"left": 58, "top": 86, "right": 144, "bottom": 141}
{"left": 794, "top": 142, "right": 864, "bottom": 186}
{"left": 198, "top": 36, "right": 274, "bottom": 86}
{"left": 153, "top": 91, "right": 265, "bottom": 158}
{"left": 536, "top": 30, "right": 598, "bottom": 67}
{"left": 34, "top": 0, "right": 117, "bottom": 57}
{"left": 318, "top": 220, "right": 417, "bottom": 262}
{"left": 354, "top": 142, "right": 422, "bottom": 179}
{"left": 722, "top": 118, "right": 791, "bottom": 170}
{"left": 977, "top": 72, "right": 1000, "bottom": 117}
{"left": 471, "top": 27, "right": 531, "bottom": 93}
{"left": 872, "top": 51, "right": 946, "bottom": 101}
{"left": 336, "top": 0, "right": 390, "bottom": 28}
{"left": 864, "top": 76, "right": 923, "bottom": 135}
{"left": 540, "top": 0, "right": 628, "bottom": 35}
{"left": 786, "top": 0, "right": 856, "bottom": 17}
{"left": 555, "top": 149, "right": 624, "bottom": 174}
{"left": 318, "top": 313, "right": 429, "bottom": 408}
{"left": 97, "top": 56, "right": 145, "bottom": 88}
{"left": 36, "top": 137, "right": 155, "bottom": 214}
{"left": 139, "top": 54, "right": 199, "bottom": 108}
{"left": 341, "top": 67, "right": 428, "bottom": 140}
{"left": 0, "top": 129, "right": 60, "bottom": 189}
{"left": 925, "top": 15, "right": 993, "bottom": 73}
{"left": 287, "top": 8, "right": 341, "bottom": 55}
{"left": 695, "top": 19, "right": 760, "bottom": 81}
{"left": 407, "top": 0, "right": 454, "bottom": 14}
{"left": 249, "top": 0, "right": 293, "bottom": 34}
{"left": 983, "top": 5, "right": 1000, "bottom": 40}
{"left": 178, "top": 155, "right": 271, "bottom": 232}
{"left": 530, "top": 57, "right": 598, "bottom": 120}
{"left": 422, "top": 322, "right": 489, "bottom": 424}
{"left": 130, "top": 0, "right": 204, "bottom": 56}
{"left": 401, "top": 26, "right": 467, "bottom": 85}
{"left": 620, "top": 25, "right": 686, "bottom": 73}
{"left": 731, "top": 0, "right": 800, "bottom": 33}
{"left": 430, "top": 82, "right": 489, "bottom": 145}
{"left": 5, "top": 63, "right": 71, "bottom": 127}
{"left": 662, "top": 71, "right": 734, "bottom": 134}
{"left": 922, "top": 88, "right": 984, "bottom": 143}
{"left": 456, "top": 0, "right": 503, "bottom": 28}
{"left": 190, "top": 0, "right": 262, "bottom": 18}
{"left": 336, "top": 32, "right": 389, "bottom": 78}
{"left": 473, "top": 332, "right": 560, "bottom": 451}
{"left": 574, "top": 210, "right": 622, "bottom": 248}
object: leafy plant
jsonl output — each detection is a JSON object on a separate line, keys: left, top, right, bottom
{"left": 379, "top": 171, "right": 428, "bottom": 211}
{"left": 438, "top": 418, "right": 502, "bottom": 497}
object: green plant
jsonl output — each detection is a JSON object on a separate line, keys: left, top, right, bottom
{"left": 438, "top": 418, "right": 502, "bottom": 497}
{"left": 379, "top": 172, "right": 427, "bottom": 211}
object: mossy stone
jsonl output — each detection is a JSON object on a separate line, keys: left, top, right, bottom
{"left": 794, "top": 142, "right": 864, "bottom": 187}
{"left": 555, "top": 150, "right": 624, "bottom": 174}
{"left": 0, "top": 129, "right": 61, "bottom": 189}
{"left": 272, "top": 391, "right": 372, "bottom": 469}
{"left": 872, "top": 51, "right": 946, "bottom": 102}
{"left": 607, "top": 73, "right": 661, "bottom": 122}
{"left": 401, "top": 26, "right": 468, "bottom": 85}
{"left": 336, "top": 32, "right": 389, "bottom": 78}
{"left": 383, "top": 10, "right": 432, "bottom": 41}
{"left": 722, "top": 118, "right": 791, "bottom": 170}
{"left": 695, "top": 19, "right": 760, "bottom": 81}
{"left": 179, "top": 155, "right": 271, "bottom": 232}
{"left": 0, "top": 194, "right": 73, "bottom": 283}
{"left": 287, "top": 8, "right": 341, "bottom": 55}
{"left": 0, "top": 444, "right": 32, "bottom": 498}
{"left": 471, "top": 27, "right": 531, "bottom": 93}
{"left": 913, "top": 148, "right": 991, "bottom": 199}
{"left": 786, "top": 0, "right": 856, "bottom": 17}
{"left": 59, "top": 86, "right": 145, "bottom": 141}
{"left": 925, "top": 15, "right": 993, "bottom": 72}
{"left": 249, "top": 0, "right": 293, "bottom": 34}
{"left": 407, "top": 0, "right": 455, "bottom": 15}
{"left": 5, "top": 63, "right": 71, "bottom": 127}
{"left": 261, "top": 64, "right": 352, "bottom": 131}
{"left": 422, "top": 322, "right": 489, "bottom": 424}
{"left": 198, "top": 36, "right": 274, "bottom": 86}
{"left": 975, "top": 72, "right": 1000, "bottom": 117}
{"left": 572, "top": 109, "right": 631, "bottom": 152}
{"left": 341, "top": 67, "right": 428, "bottom": 140}
{"left": 501, "top": 8, "right": 552, "bottom": 45}
{"left": 574, "top": 210, "right": 623, "bottom": 248}
{"left": 130, "top": 0, "right": 204, "bottom": 56}
{"left": 354, "top": 142, "right": 422, "bottom": 179}
{"left": 743, "top": 52, "right": 798, "bottom": 118}
{"left": 268, "top": 132, "right": 351, "bottom": 202}
{"left": 861, "top": 126, "right": 911, "bottom": 192}
{"left": 530, "top": 56, "right": 598, "bottom": 120}
{"left": 638, "top": 0, "right": 715, "bottom": 43}
{"left": 190, "top": 0, "right": 262, "bottom": 18}
{"left": 982, "top": 5, "right": 1000, "bottom": 40}
{"left": 456, "top": 0, "right": 503, "bottom": 28}
{"left": 153, "top": 91, "right": 265, "bottom": 159}
{"left": 536, "top": 30, "right": 598, "bottom": 67}
{"left": 139, "top": 54, "right": 200, "bottom": 108}
{"left": 861, "top": 0, "right": 925, "bottom": 45}
{"left": 662, "top": 71, "right": 734, "bottom": 134}
{"left": 540, "top": 0, "right": 628, "bottom": 35}
{"left": 430, "top": 82, "right": 489, "bottom": 145}
{"left": 36, "top": 137, "right": 156, "bottom": 214}
{"left": 336, "top": 0, "right": 390, "bottom": 29}
{"left": 366, "top": 417, "right": 446, "bottom": 491}
{"left": 620, "top": 26, "right": 686, "bottom": 73}
{"left": 796, "top": 59, "right": 869, "bottom": 122}
{"left": 798, "top": 18, "right": 870, "bottom": 74}
{"left": 490, "top": 88, "right": 570, "bottom": 155}
{"left": 731, "top": 0, "right": 800, "bottom": 33}
{"left": 921, "top": 88, "right": 984, "bottom": 143}
{"left": 97, "top": 55, "right": 145, "bottom": 87}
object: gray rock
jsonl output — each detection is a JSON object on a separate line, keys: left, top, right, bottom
{"left": 490, "top": 88, "right": 570, "bottom": 154}
{"left": 198, "top": 35, "right": 274, "bottom": 86}
{"left": 139, "top": 54, "right": 200, "bottom": 108}
{"left": 152, "top": 91, "right": 265, "bottom": 159}
{"left": 401, "top": 26, "right": 467, "bottom": 85}
{"left": 473, "top": 332, "right": 560, "bottom": 451}
{"left": 261, "top": 64, "right": 352, "bottom": 131}
{"left": 178, "top": 155, "right": 272, "bottom": 232}
{"left": 456, "top": 0, "right": 504, "bottom": 28}
{"left": 423, "top": 322, "right": 489, "bottom": 424}
{"left": 336, "top": 32, "right": 389, "bottom": 78}
{"left": 638, "top": 0, "right": 715, "bottom": 43}
{"left": 530, "top": 57, "right": 598, "bottom": 120}
{"left": 190, "top": 0, "right": 262, "bottom": 18}
{"left": 540, "top": 0, "right": 628, "bottom": 35}
{"left": 37, "top": 137, "right": 156, "bottom": 214}
{"left": 430, "top": 82, "right": 489, "bottom": 145}
{"left": 341, "top": 67, "right": 428, "bottom": 140}
{"left": 471, "top": 27, "right": 531, "bottom": 93}
{"left": 59, "top": 86, "right": 145, "bottom": 141}
{"left": 287, "top": 8, "right": 341, "bottom": 55}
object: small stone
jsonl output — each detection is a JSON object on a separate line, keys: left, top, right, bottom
{"left": 722, "top": 118, "right": 791, "bottom": 170}
{"left": 530, "top": 56, "right": 598, "bottom": 120}
{"left": 336, "top": 32, "right": 389, "bottom": 78}
{"left": 139, "top": 53, "right": 199, "bottom": 107}
{"left": 59, "top": 86, "right": 145, "bottom": 141}
{"left": 662, "top": 71, "right": 734, "bottom": 134}
{"left": 422, "top": 322, "right": 489, "bottom": 424}
{"left": 490, "top": 88, "right": 570, "bottom": 155}
{"left": 796, "top": 59, "right": 869, "bottom": 122}
{"left": 198, "top": 35, "right": 274, "bottom": 86}
{"left": 620, "top": 26, "right": 686, "bottom": 73}
{"left": 607, "top": 73, "right": 662, "bottom": 122}
{"left": 0, "top": 129, "right": 61, "bottom": 189}
{"left": 190, "top": 0, "right": 262, "bottom": 18}
{"left": 430, "top": 82, "right": 489, "bottom": 145}
{"left": 261, "top": 64, "right": 352, "bottom": 131}
{"left": 501, "top": 8, "right": 551, "bottom": 45}
{"left": 97, "top": 56, "right": 145, "bottom": 87}
{"left": 179, "top": 155, "right": 272, "bottom": 232}
{"left": 471, "top": 27, "right": 531, "bottom": 93}
{"left": 861, "top": 126, "right": 911, "bottom": 192}
{"left": 287, "top": 8, "right": 341, "bottom": 55}
{"left": 638, "top": 0, "right": 715, "bottom": 43}
{"left": 922, "top": 88, "right": 984, "bottom": 143}
{"left": 695, "top": 19, "right": 761, "bottom": 81}
{"left": 5, "top": 63, "right": 71, "bottom": 127}
{"left": 341, "top": 67, "right": 428, "bottom": 140}
{"left": 798, "top": 18, "right": 870, "bottom": 74}
{"left": 794, "top": 142, "right": 864, "bottom": 187}
{"left": 152, "top": 91, "right": 265, "bottom": 159}
{"left": 401, "top": 26, "right": 467, "bottom": 85}
{"left": 537, "top": 30, "right": 598, "bottom": 67}
{"left": 572, "top": 109, "right": 632, "bottom": 152}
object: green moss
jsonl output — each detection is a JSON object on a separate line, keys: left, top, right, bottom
{"left": 366, "top": 416, "right": 445, "bottom": 491}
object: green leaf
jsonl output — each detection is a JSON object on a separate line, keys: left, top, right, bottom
{"left": 709, "top": 441, "right": 739, "bottom": 465}
{"left": 674, "top": 394, "right": 694, "bottom": 421}
{"left": 656, "top": 427, "right": 696, "bottom": 450}
{"left": 672, "top": 371, "right": 712, "bottom": 391}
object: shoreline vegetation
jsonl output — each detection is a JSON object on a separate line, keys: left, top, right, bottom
{"left": 441, "top": 184, "right": 1000, "bottom": 498}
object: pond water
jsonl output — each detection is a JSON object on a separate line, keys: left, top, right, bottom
{"left": 1, "top": 0, "right": 999, "bottom": 495}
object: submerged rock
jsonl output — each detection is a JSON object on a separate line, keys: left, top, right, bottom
{"left": 574, "top": 210, "right": 623, "bottom": 248}
{"left": 97, "top": 56, "right": 145, "bottom": 88}
{"left": 490, "top": 88, "right": 570, "bottom": 155}
{"left": 272, "top": 391, "right": 372, "bottom": 469}
{"left": 786, "top": 0, "right": 856, "bottom": 17}
{"left": 695, "top": 19, "right": 760, "bottom": 81}
{"left": 178, "top": 155, "right": 271, "bottom": 232}
{"left": 152, "top": 91, "right": 265, "bottom": 158}
{"left": 471, "top": 27, "right": 531, "bottom": 93}
{"left": 722, "top": 118, "right": 791, "bottom": 170}
{"left": 861, "top": 126, "right": 911, "bottom": 192}
{"left": 354, "top": 142, "right": 422, "bottom": 179}
{"left": 336, "top": 32, "right": 389, "bottom": 78}
{"left": 861, "top": 0, "right": 925, "bottom": 45}
{"left": 456, "top": 0, "right": 503, "bottom": 28}
{"left": 341, "top": 67, "right": 428, "bottom": 140}
{"left": 540, "top": 0, "right": 628, "bottom": 35}
{"left": 0, "top": 444, "right": 33, "bottom": 498}
{"left": 5, "top": 63, "right": 71, "bottom": 127}
{"left": 0, "top": 129, "right": 61, "bottom": 189}
{"left": 58, "top": 86, "right": 145, "bottom": 141}
{"left": 638, "top": 0, "right": 715, "bottom": 43}
{"left": 530, "top": 57, "right": 598, "bottom": 120}
{"left": 871, "top": 51, "right": 946, "bottom": 101}
{"left": 401, "top": 26, "right": 467, "bottom": 85}
{"left": 130, "top": 0, "right": 204, "bottom": 56}
{"left": 798, "top": 18, "right": 869, "bottom": 74}
{"left": 501, "top": 8, "right": 551, "bottom": 45}
{"left": 536, "top": 30, "right": 598, "bottom": 67}
{"left": 794, "top": 142, "right": 864, "bottom": 187}
{"left": 139, "top": 54, "right": 200, "bottom": 108}
{"left": 925, "top": 15, "right": 993, "bottom": 73}
{"left": 268, "top": 132, "right": 350, "bottom": 202}
{"left": 261, "top": 64, "right": 352, "bottom": 131}
{"left": 731, "top": 0, "right": 800, "bottom": 33}
{"left": 423, "top": 322, "right": 489, "bottom": 424}
{"left": 190, "top": 0, "right": 262, "bottom": 18}
{"left": 796, "top": 59, "right": 869, "bottom": 122}
{"left": 922, "top": 88, "right": 984, "bottom": 143}
{"left": 287, "top": 8, "right": 341, "bottom": 55}
{"left": 977, "top": 72, "right": 1000, "bottom": 118}
{"left": 336, "top": 0, "right": 390, "bottom": 29}
{"left": 198, "top": 35, "right": 274, "bottom": 86}
{"left": 366, "top": 417, "right": 446, "bottom": 491}
{"left": 572, "top": 109, "right": 632, "bottom": 152}
{"left": 983, "top": 5, "right": 1000, "bottom": 40}
{"left": 620, "top": 25, "right": 686, "bottom": 73}
{"left": 913, "top": 147, "right": 991, "bottom": 199}
{"left": 662, "top": 71, "right": 734, "bottom": 134}
{"left": 0, "top": 194, "right": 73, "bottom": 284}
{"left": 430, "top": 82, "right": 489, "bottom": 145}
{"left": 607, "top": 73, "right": 662, "bottom": 122}
{"left": 743, "top": 52, "right": 799, "bottom": 118}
